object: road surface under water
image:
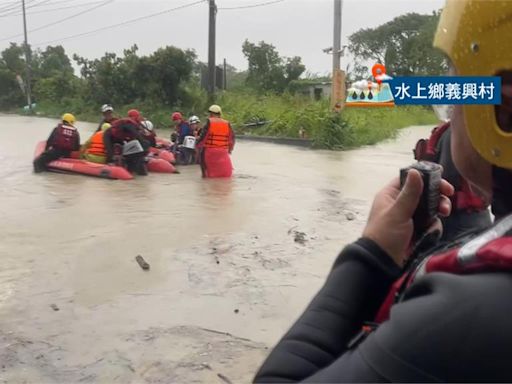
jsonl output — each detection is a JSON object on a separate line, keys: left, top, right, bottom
{"left": 0, "top": 114, "right": 431, "bottom": 383}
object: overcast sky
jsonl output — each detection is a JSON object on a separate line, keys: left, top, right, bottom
{"left": 0, "top": 0, "right": 445, "bottom": 76}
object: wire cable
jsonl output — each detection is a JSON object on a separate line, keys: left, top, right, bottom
{"left": 0, "top": 1, "right": 101, "bottom": 18}
{"left": 218, "top": 0, "right": 284, "bottom": 10}
{"left": 0, "top": 0, "right": 52, "bottom": 17}
{"left": 0, "top": 0, "right": 114, "bottom": 42}
{"left": 32, "top": 0, "right": 206, "bottom": 47}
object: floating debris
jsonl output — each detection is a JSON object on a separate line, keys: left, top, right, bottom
{"left": 135, "top": 255, "right": 150, "bottom": 270}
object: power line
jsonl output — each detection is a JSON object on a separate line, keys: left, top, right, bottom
{"left": 0, "top": 1, "right": 101, "bottom": 18}
{"left": 0, "top": 0, "right": 114, "bottom": 42}
{"left": 218, "top": 0, "right": 284, "bottom": 10}
{"left": 32, "top": 0, "right": 206, "bottom": 47}
{"left": 0, "top": 0, "right": 52, "bottom": 17}
{"left": 0, "top": 2, "right": 18, "bottom": 13}
{"left": 0, "top": 0, "right": 28, "bottom": 14}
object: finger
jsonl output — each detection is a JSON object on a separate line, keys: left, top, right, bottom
{"left": 394, "top": 169, "right": 424, "bottom": 218}
{"left": 440, "top": 179, "right": 455, "bottom": 197}
{"left": 426, "top": 218, "right": 443, "bottom": 239}
{"left": 438, "top": 195, "right": 452, "bottom": 217}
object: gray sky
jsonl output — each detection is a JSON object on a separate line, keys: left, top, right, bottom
{"left": 0, "top": 0, "right": 445, "bottom": 76}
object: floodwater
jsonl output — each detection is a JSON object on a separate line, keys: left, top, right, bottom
{"left": 0, "top": 114, "right": 431, "bottom": 383}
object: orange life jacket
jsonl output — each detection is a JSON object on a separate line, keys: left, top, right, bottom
{"left": 205, "top": 118, "right": 231, "bottom": 149}
{"left": 86, "top": 131, "right": 106, "bottom": 156}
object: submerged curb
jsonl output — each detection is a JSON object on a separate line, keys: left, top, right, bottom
{"left": 236, "top": 135, "right": 312, "bottom": 148}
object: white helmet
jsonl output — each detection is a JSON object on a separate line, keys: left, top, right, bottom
{"left": 101, "top": 104, "right": 114, "bottom": 113}
{"left": 141, "top": 120, "right": 154, "bottom": 131}
{"left": 189, "top": 115, "right": 201, "bottom": 124}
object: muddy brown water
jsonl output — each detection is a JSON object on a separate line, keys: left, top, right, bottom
{"left": 0, "top": 114, "right": 431, "bottom": 383}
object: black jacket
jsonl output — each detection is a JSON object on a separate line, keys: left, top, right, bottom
{"left": 254, "top": 236, "right": 512, "bottom": 382}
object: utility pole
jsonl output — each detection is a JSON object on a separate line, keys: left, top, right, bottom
{"left": 331, "top": 0, "right": 345, "bottom": 112}
{"left": 223, "top": 58, "right": 227, "bottom": 90}
{"left": 21, "top": 0, "right": 32, "bottom": 112}
{"left": 208, "top": 0, "right": 217, "bottom": 102}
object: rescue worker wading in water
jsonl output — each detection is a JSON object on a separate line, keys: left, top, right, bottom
{"left": 254, "top": 1, "right": 512, "bottom": 382}
{"left": 196, "top": 104, "right": 235, "bottom": 177}
{"left": 33, "top": 113, "right": 80, "bottom": 173}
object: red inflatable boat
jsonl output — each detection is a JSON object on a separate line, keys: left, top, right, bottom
{"left": 34, "top": 141, "right": 133, "bottom": 180}
{"left": 146, "top": 157, "right": 176, "bottom": 173}
{"left": 148, "top": 147, "right": 175, "bottom": 164}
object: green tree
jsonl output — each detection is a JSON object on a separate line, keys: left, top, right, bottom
{"left": 0, "top": 43, "right": 28, "bottom": 108}
{"left": 242, "top": 40, "right": 305, "bottom": 93}
{"left": 32, "top": 45, "right": 79, "bottom": 102}
{"left": 1, "top": 43, "right": 25, "bottom": 73}
{"left": 73, "top": 45, "right": 195, "bottom": 107}
{"left": 146, "top": 46, "right": 196, "bottom": 105}
{"left": 348, "top": 11, "right": 447, "bottom": 76}
{"left": 37, "top": 45, "right": 74, "bottom": 77}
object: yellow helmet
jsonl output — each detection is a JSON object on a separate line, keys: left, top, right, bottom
{"left": 100, "top": 122, "right": 111, "bottom": 132}
{"left": 62, "top": 113, "right": 76, "bottom": 126}
{"left": 208, "top": 104, "right": 222, "bottom": 115}
{"left": 434, "top": 0, "right": 512, "bottom": 167}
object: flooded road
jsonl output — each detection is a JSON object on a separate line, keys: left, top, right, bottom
{"left": 0, "top": 114, "right": 431, "bottom": 383}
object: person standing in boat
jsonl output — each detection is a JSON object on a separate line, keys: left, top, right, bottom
{"left": 33, "top": 113, "right": 80, "bottom": 173}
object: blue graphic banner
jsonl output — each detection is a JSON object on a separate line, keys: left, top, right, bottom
{"left": 387, "top": 76, "right": 501, "bottom": 105}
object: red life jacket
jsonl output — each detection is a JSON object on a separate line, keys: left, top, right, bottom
{"left": 50, "top": 123, "right": 78, "bottom": 151}
{"left": 375, "top": 215, "right": 512, "bottom": 324}
{"left": 413, "top": 122, "right": 486, "bottom": 212}
{"left": 110, "top": 118, "right": 139, "bottom": 142}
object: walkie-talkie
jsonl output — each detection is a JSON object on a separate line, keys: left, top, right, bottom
{"left": 400, "top": 161, "right": 443, "bottom": 237}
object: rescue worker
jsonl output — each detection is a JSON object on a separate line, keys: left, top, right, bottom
{"left": 33, "top": 113, "right": 80, "bottom": 173}
{"left": 196, "top": 105, "right": 235, "bottom": 177}
{"left": 81, "top": 123, "right": 110, "bottom": 164}
{"left": 189, "top": 115, "right": 202, "bottom": 164}
{"left": 97, "top": 104, "right": 117, "bottom": 132}
{"left": 413, "top": 118, "right": 492, "bottom": 240}
{"left": 171, "top": 112, "right": 192, "bottom": 146}
{"left": 103, "top": 117, "right": 149, "bottom": 175}
{"left": 140, "top": 120, "right": 157, "bottom": 147}
{"left": 127, "top": 109, "right": 143, "bottom": 126}
{"left": 189, "top": 115, "right": 201, "bottom": 137}
{"left": 128, "top": 109, "right": 156, "bottom": 148}
{"left": 254, "top": 1, "right": 512, "bottom": 382}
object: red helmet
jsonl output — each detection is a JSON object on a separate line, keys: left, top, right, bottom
{"left": 128, "top": 109, "right": 142, "bottom": 122}
{"left": 171, "top": 112, "right": 183, "bottom": 121}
